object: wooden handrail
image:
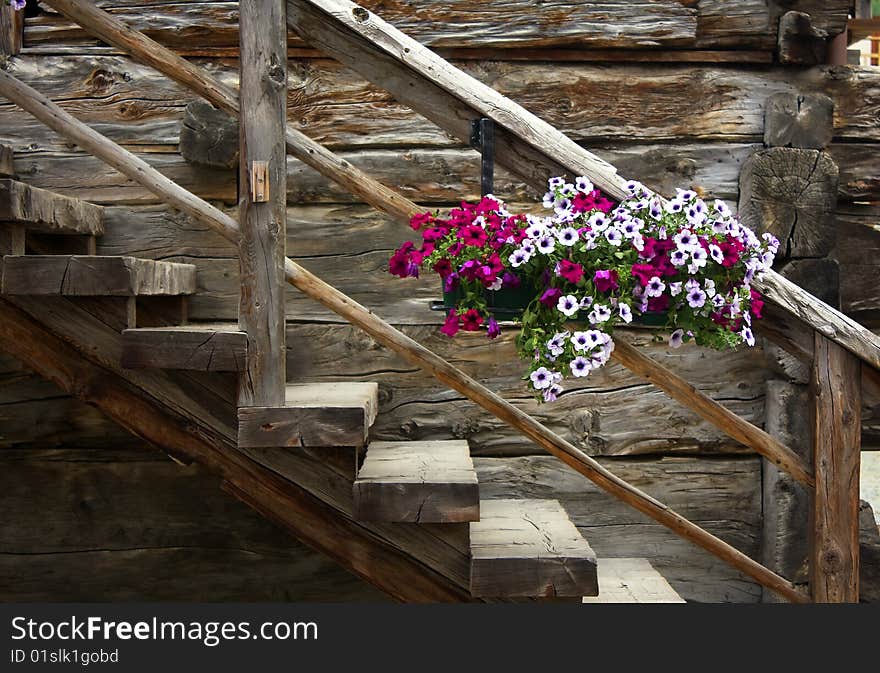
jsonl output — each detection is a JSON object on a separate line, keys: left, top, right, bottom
{"left": 0, "top": 69, "right": 808, "bottom": 603}
{"left": 41, "top": 0, "right": 420, "bottom": 224}
{"left": 38, "top": 0, "right": 815, "bottom": 489}
{"left": 288, "top": 0, "right": 880, "bottom": 373}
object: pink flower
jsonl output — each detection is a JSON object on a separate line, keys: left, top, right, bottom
{"left": 389, "top": 242, "right": 417, "bottom": 278}
{"left": 750, "top": 289, "right": 764, "bottom": 319}
{"left": 460, "top": 225, "right": 488, "bottom": 247}
{"left": 631, "top": 263, "right": 656, "bottom": 286}
{"left": 557, "top": 259, "right": 584, "bottom": 284}
{"left": 539, "top": 287, "right": 562, "bottom": 308}
{"left": 440, "top": 310, "right": 460, "bottom": 337}
{"left": 461, "top": 309, "right": 484, "bottom": 332}
{"left": 433, "top": 258, "right": 453, "bottom": 278}
{"left": 592, "top": 269, "right": 618, "bottom": 293}
{"left": 410, "top": 212, "right": 434, "bottom": 231}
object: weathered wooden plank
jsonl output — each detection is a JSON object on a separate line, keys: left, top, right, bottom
{"left": 811, "top": 334, "right": 861, "bottom": 602}
{"left": 0, "top": 297, "right": 476, "bottom": 601}
{"left": 237, "top": 382, "right": 379, "bottom": 448}
{"left": 0, "top": 178, "right": 104, "bottom": 235}
{"left": 475, "top": 455, "right": 762, "bottom": 603}
{"left": 28, "top": 0, "right": 780, "bottom": 52}
{"left": 0, "top": 144, "right": 13, "bottom": 178}
{"left": 470, "top": 499, "right": 598, "bottom": 598}
{"left": 1, "top": 255, "right": 196, "bottom": 296}
{"left": 237, "top": 0, "right": 288, "bottom": 408}
{"left": 121, "top": 324, "right": 247, "bottom": 372}
{"left": 353, "top": 440, "right": 479, "bottom": 523}
{"left": 0, "top": 3, "right": 24, "bottom": 57}
{"left": 581, "top": 558, "right": 685, "bottom": 604}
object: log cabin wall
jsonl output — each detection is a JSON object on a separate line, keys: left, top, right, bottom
{"left": 0, "top": 0, "right": 876, "bottom": 602}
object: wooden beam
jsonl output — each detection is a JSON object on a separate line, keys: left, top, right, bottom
{"left": 1, "top": 256, "right": 196, "bottom": 297}
{"left": 611, "top": 337, "right": 814, "bottom": 488}
{"left": 121, "top": 325, "right": 248, "bottom": 372}
{"left": 287, "top": 0, "right": 880, "bottom": 373}
{"left": 0, "top": 3, "right": 24, "bottom": 57}
{"left": 237, "top": 0, "right": 287, "bottom": 408}
{"left": 470, "top": 499, "right": 598, "bottom": 598}
{"left": 0, "top": 297, "right": 473, "bottom": 603}
{"left": 0, "top": 68, "right": 809, "bottom": 603}
{"left": 0, "top": 179, "right": 104, "bottom": 235}
{"left": 0, "top": 144, "right": 14, "bottom": 178}
{"left": 353, "top": 440, "right": 479, "bottom": 523}
{"left": 811, "top": 334, "right": 861, "bottom": 602}
{"left": 40, "top": 0, "right": 420, "bottom": 224}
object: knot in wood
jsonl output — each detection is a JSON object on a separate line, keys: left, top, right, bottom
{"left": 352, "top": 6, "right": 370, "bottom": 23}
{"left": 819, "top": 542, "right": 844, "bottom": 574}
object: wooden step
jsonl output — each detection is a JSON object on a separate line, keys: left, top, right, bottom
{"left": 121, "top": 323, "right": 247, "bottom": 371}
{"left": 1, "top": 256, "right": 196, "bottom": 296}
{"left": 582, "top": 558, "right": 685, "bottom": 604}
{"left": 353, "top": 440, "right": 479, "bottom": 523}
{"left": 0, "top": 179, "right": 103, "bottom": 236}
{"left": 470, "top": 499, "right": 598, "bottom": 598}
{"left": 238, "top": 382, "right": 379, "bottom": 449}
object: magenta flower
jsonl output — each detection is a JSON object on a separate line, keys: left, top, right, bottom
{"left": 557, "top": 259, "right": 584, "bottom": 284}
{"left": 630, "top": 263, "right": 655, "bottom": 286}
{"left": 486, "top": 317, "right": 501, "bottom": 340}
{"left": 440, "top": 310, "right": 460, "bottom": 337}
{"left": 539, "top": 287, "right": 562, "bottom": 308}
{"left": 593, "top": 269, "right": 619, "bottom": 293}
{"left": 459, "top": 225, "right": 488, "bottom": 247}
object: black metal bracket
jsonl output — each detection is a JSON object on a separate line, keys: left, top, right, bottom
{"left": 470, "top": 117, "right": 495, "bottom": 197}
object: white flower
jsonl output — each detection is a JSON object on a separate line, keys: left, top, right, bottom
{"left": 605, "top": 228, "right": 623, "bottom": 246}
{"left": 588, "top": 212, "right": 609, "bottom": 232}
{"left": 669, "top": 329, "right": 684, "bottom": 349}
{"left": 575, "top": 176, "right": 593, "bottom": 193}
{"left": 537, "top": 235, "right": 556, "bottom": 254}
{"left": 570, "top": 356, "right": 592, "bottom": 378}
{"left": 530, "top": 367, "right": 554, "bottom": 390}
{"left": 670, "top": 249, "right": 688, "bottom": 267}
{"left": 687, "top": 288, "right": 707, "bottom": 309}
{"left": 557, "top": 294, "right": 580, "bottom": 317}
{"left": 526, "top": 222, "right": 547, "bottom": 239}
{"left": 649, "top": 199, "right": 663, "bottom": 220}
{"left": 741, "top": 326, "right": 755, "bottom": 347}
{"left": 543, "top": 383, "right": 563, "bottom": 403}
{"left": 703, "top": 278, "right": 716, "bottom": 297}
{"left": 669, "top": 282, "right": 683, "bottom": 297}
{"left": 713, "top": 199, "right": 731, "bottom": 217}
{"left": 579, "top": 296, "right": 594, "bottom": 310}
{"left": 688, "top": 247, "right": 708, "bottom": 274}
{"left": 581, "top": 230, "right": 599, "bottom": 250}
{"left": 548, "top": 177, "right": 565, "bottom": 189}
{"left": 508, "top": 249, "right": 529, "bottom": 267}
{"left": 487, "top": 277, "right": 503, "bottom": 291}
{"left": 618, "top": 303, "right": 633, "bottom": 323}
{"left": 588, "top": 304, "right": 611, "bottom": 324}
{"left": 571, "top": 332, "right": 591, "bottom": 352}
{"left": 674, "top": 229, "right": 700, "bottom": 252}
{"left": 676, "top": 189, "right": 697, "bottom": 202}
{"left": 645, "top": 276, "right": 665, "bottom": 298}
{"left": 556, "top": 227, "right": 579, "bottom": 246}
{"left": 665, "top": 199, "right": 684, "bottom": 214}
{"left": 708, "top": 244, "right": 725, "bottom": 265}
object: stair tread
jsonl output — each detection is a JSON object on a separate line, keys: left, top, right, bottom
{"left": 354, "top": 440, "right": 479, "bottom": 523}
{"left": 1, "top": 255, "right": 196, "bottom": 296}
{"left": 582, "top": 558, "right": 685, "bottom": 604}
{"left": 0, "top": 179, "right": 104, "bottom": 235}
{"left": 238, "top": 382, "right": 379, "bottom": 449}
{"left": 469, "top": 499, "right": 598, "bottom": 598}
{"left": 121, "top": 323, "right": 247, "bottom": 372}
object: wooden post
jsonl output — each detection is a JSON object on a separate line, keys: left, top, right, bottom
{"left": 0, "top": 3, "right": 24, "bottom": 58}
{"left": 237, "top": 0, "right": 287, "bottom": 408}
{"left": 811, "top": 333, "right": 862, "bottom": 602}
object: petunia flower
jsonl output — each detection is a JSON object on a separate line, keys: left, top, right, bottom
{"left": 593, "top": 269, "right": 619, "bottom": 293}
{"left": 557, "top": 294, "right": 580, "bottom": 317}
{"left": 486, "top": 317, "right": 501, "bottom": 340}
{"left": 570, "top": 356, "right": 592, "bottom": 378}
{"left": 440, "top": 310, "right": 460, "bottom": 337}
{"left": 669, "top": 329, "right": 684, "bottom": 349}
{"left": 539, "top": 287, "right": 562, "bottom": 308}
{"left": 557, "top": 259, "right": 584, "bottom": 284}
{"left": 530, "top": 367, "right": 554, "bottom": 390}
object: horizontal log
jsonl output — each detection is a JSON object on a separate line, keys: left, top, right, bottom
{"left": 0, "top": 446, "right": 386, "bottom": 601}
{"left": 3, "top": 56, "right": 879, "bottom": 154}
{"left": 0, "top": 178, "right": 103, "bottom": 234}
{"left": 28, "top": 0, "right": 779, "bottom": 52}
{"left": 121, "top": 324, "right": 248, "bottom": 372}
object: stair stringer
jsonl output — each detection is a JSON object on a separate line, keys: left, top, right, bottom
{"left": 0, "top": 295, "right": 478, "bottom": 602}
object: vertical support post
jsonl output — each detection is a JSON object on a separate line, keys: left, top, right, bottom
{"left": 811, "top": 333, "right": 861, "bottom": 602}
{"left": 237, "top": 0, "right": 287, "bottom": 408}
{"left": 0, "top": 3, "right": 24, "bottom": 58}
{"left": 470, "top": 117, "right": 494, "bottom": 197}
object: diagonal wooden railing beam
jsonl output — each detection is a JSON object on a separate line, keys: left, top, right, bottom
{"left": 0, "top": 69, "right": 808, "bottom": 603}
{"left": 34, "top": 0, "right": 813, "bottom": 488}
{"left": 288, "top": 0, "right": 880, "bottom": 373}
{"left": 41, "top": 0, "right": 420, "bottom": 224}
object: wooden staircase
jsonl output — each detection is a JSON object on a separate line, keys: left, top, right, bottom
{"left": 4, "top": 0, "right": 875, "bottom": 603}
{"left": 0, "top": 154, "right": 606, "bottom": 601}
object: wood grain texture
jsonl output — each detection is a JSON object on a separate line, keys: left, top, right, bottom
{"left": 764, "top": 93, "right": 834, "bottom": 150}
{"left": 353, "top": 440, "right": 479, "bottom": 523}
{"left": 1, "top": 255, "right": 196, "bottom": 296}
{"left": 738, "top": 148, "right": 839, "bottom": 260}
{"left": 121, "top": 324, "right": 247, "bottom": 371}
{"left": 0, "top": 446, "right": 386, "bottom": 602}
{"left": 811, "top": 334, "right": 861, "bottom": 602}
{"left": 475, "top": 455, "right": 762, "bottom": 603}
{"left": 0, "top": 144, "right": 13, "bottom": 178}
{"left": 581, "top": 558, "right": 685, "bottom": 604}
{"left": 0, "top": 178, "right": 103, "bottom": 235}
{"left": 28, "top": 0, "right": 782, "bottom": 52}
{"left": 237, "top": 382, "right": 378, "bottom": 448}
{"left": 470, "top": 499, "right": 598, "bottom": 598}
{"left": 237, "top": 0, "right": 288, "bottom": 407}
{"left": 611, "top": 336, "right": 813, "bottom": 487}
{"left": 0, "top": 3, "right": 23, "bottom": 57}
